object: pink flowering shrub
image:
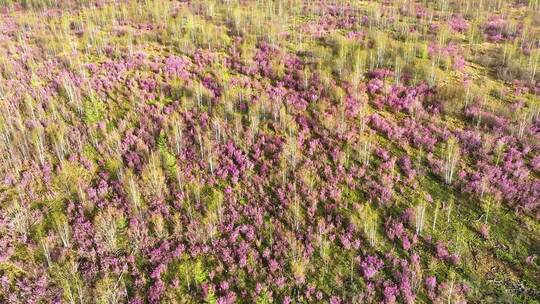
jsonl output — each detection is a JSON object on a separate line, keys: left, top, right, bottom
{"left": 449, "top": 15, "right": 469, "bottom": 33}
{"left": 483, "top": 15, "right": 521, "bottom": 42}
{"left": 0, "top": 1, "right": 538, "bottom": 303}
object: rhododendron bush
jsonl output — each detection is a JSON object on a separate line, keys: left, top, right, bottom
{"left": 0, "top": 0, "right": 539, "bottom": 303}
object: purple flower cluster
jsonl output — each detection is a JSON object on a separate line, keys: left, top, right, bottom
{"left": 483, "top": 15, "right": 521, "bottom": 42}
{"left": 449, "top": 15, "right": 469, "bottom": 33}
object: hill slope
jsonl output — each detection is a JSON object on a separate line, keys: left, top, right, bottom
{"left": 0, "top": 1, "right": 539, "bottom": 303}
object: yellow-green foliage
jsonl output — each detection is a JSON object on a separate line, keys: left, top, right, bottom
{"left": 51, "top": 160, "right": 93, "bottom": 199}
{"left": 49, "top": 260, "right": 86, "bottom": 303}
{"left": 157, "top": 131, "right": 178, "bottom": 177}
{"left": 83, "top": 92, "right": 107, "bottom": 125}
{"left": 140, "top": 151, "right": 167, "bottom": 199}
{"left": 95, "top": 274, "right": 125, "bottom": 304}
{"left": 94, "top": 207, "right": 128, "bottom": 253}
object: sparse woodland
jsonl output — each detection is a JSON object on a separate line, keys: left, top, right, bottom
{"left": 0, "top": 0, "right": 539, "bottom": 303}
